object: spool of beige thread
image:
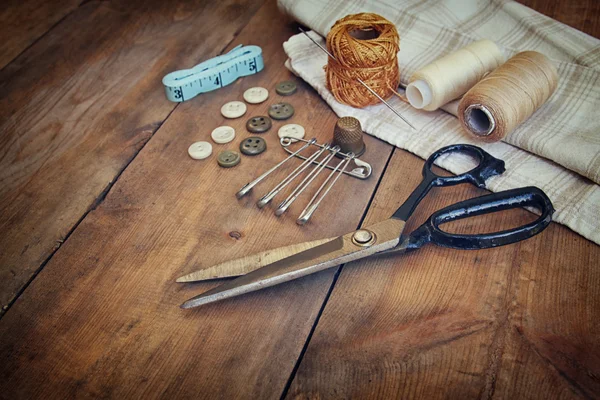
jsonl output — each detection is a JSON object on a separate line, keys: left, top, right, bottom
{"left": 458, "top": 51, "right": 558, "bottom": 142}
{"left": 406, "top": 39, "right": 505, "bottom": 111}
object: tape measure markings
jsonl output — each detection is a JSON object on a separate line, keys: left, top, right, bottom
{"left": 163, "top": 45, "right": 264, "bottom": 102}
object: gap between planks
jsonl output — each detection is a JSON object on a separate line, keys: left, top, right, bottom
{"left": 279, "top": 144, "right": 399, "bottom": 399}
{"left": 0, "top": 7, "right": 262, "bottom": 319}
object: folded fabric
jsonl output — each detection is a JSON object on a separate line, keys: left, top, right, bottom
{"left": 278, "top": 0, "right": 600, "bottom": 185}
{"left": 279, "top": 0, "right": 600, "bottom": 245}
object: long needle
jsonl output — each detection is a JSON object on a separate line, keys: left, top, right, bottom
{"left": 299, "top": 27, "right": 416, "bottom": 130}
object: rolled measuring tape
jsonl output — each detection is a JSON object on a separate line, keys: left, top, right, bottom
{"left": 162, "top": 44, "right": 264, "bottom": 102}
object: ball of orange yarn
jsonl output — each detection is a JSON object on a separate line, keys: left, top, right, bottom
{"left": 326, "top": 13, "right": 400, "bottom": 108}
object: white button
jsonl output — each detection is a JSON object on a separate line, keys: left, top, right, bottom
{"left": 211, "top": 126, "right": 236, "bottom": 144}
{"left": 243, "top": 87, "right": 269, "bottom": 104}
{"left": 278, "top": 124, "right": 306, "bottom": 142}
{"left": 188, "top": 141, "right": 213, "bottom": 160}
{"left": 221, "top": 101, "right": 247, "bottom": 119}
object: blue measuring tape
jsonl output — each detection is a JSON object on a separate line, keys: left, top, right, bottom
{"left": 162, "top": 44, "right": 264, "bottom": 102}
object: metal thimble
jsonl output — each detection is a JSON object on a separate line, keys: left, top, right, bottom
{"left": 332, "top": 117, "right": 366, "bottom": 157}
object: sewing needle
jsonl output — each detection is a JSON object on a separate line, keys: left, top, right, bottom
{"left": 299, "top": 27, "right": 416, "bottom": 130}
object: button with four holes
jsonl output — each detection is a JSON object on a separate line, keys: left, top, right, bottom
{"left": 246, "top": 115, "right": 272, "bottom": 133}
{"left": 268, "top": 102, "right": 294, "bottom": 120}
{"left": 243, "top": 87, "right": 269, "bottom": 104}
{"left": 217, "top": 150, "right": 241, "bottom": 168}
{"left": 275, "top": 81, "right": 297, "bottom": 96}
{"left": 277, "top": 123, "right": 305, "bottom": 142}
{"left": 221, "top": 101, "right": 247, "bottom": 119}
{"left": 240, "top": 137, "right": 267, "bottom": 156}
{"left": 188, "top": 141, "right": 213, "bottom": 160}
{"left": 210, "top": 126, "right": 236, "bottom": 144}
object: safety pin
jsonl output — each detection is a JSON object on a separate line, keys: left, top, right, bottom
{"left": 280, "top": 137, "right": 372, "bottom": 179}
{"left": 297, "top": 153, "right": 355, "bottom": 225}
{"left": 257, "top": 144, "right": 330, "bottom": 208}
{"left": 275, "top": 146, "right": 340, "bottom": 216}
{"left": 236, "top": 138, "right": 317, "bottom": 198}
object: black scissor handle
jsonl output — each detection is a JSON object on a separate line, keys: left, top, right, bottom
{"left": 403, "top": 186, "right": 554, "bottom": 251}
{"left": 392, "top": 144, "right": 505, "bottom": 221}
{"left": 424, "top": 144, "right": 506, "bottom": 188}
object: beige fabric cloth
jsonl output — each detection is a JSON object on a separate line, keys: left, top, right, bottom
{"left": 279, "top": 0, "right": 600, "bottom": 245}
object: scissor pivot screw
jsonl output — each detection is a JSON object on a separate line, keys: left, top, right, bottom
{"left": 352, "top": 229, "right": 376, "bottom": 246}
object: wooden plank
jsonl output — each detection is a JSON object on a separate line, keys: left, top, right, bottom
{"left": 0, "top": 0, "right": 83, "bottom": 69}
{"left": 517, "top": 0, "right": 600, "bottom": 38}
{"left": 286, "top": 150, "right": 600, "bottom": 398}
{"left": 0, "top": 0, "right": 267, "bottom": 312}
{"left": 0, "top": 1, "right": 395, "bottom": 398}
{"left": 287, "top": 3, "right": 600, "bottom": 398}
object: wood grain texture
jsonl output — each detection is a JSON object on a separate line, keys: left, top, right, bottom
{"left": 0, "top": 0, "right": 83, "bottom": 69}
{"left": 0, "top": 1, "right": 394, "bottom": 398}
{"left": 0, "top": 0, "right": 266, "bottom": 312}
{"left": 517, "top": 0, "right": 600, "bottom": 38}
{"left": 0, "top": 0, "right": 598, "bottom": 399}
{"left": 286, "top": 4, "right": 600, "bottom": 398}
{"left": 287, "top": 150, "right": 600, "bottom": 399}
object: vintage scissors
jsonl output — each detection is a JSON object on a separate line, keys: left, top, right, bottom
{"left": 178, "top": 144, "right": 554, "bottom": 309}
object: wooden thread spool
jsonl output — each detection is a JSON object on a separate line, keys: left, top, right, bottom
{"left": 326, "top": 13, "right": 400, "bottom": 108}
{"left": 458, "top": 51, "right": 558, "bottom": 142}
{"left": 406, "top": 39, "right": 505, "bottom": 111}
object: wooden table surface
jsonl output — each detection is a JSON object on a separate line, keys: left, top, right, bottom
{"left": 1, "top": 0, "right": 599, "bottom": 398}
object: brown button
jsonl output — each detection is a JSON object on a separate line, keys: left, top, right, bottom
{"left": 217, "top": 150, "right": 241, "bottom": 168}
{"left": 240, "top": 137, "right": 267, "bottom": 156}
{"left": 246, "top": 116, "right": 272, "bottom": 133}
{"left": 268, "top": 102, "right": 294, "bottom": 120}
{"left": 275, "top": 81, "right": 297, "bottom": 96}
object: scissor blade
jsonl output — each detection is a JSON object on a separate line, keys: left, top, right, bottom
{"left": 176, "top": 237, "right": 335, "bottom": 282}
{"left": 181, "top": 218, "right": 405, "bottom": 309}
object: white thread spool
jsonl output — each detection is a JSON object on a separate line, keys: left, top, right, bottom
{"left": 406, "top": 39, "right": 505, "bottom": 111}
